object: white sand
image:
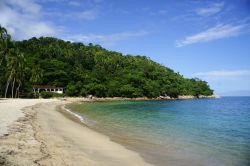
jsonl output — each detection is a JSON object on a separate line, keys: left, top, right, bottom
{"left": 0, "top": 99, "right": 152, "bottom": 166}
{"left": 0, "top": 99, "right": 54, "bottom": 136}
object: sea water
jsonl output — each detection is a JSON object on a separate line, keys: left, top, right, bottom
{"left": 67, "top": 97, "right": 250, "bottom": 166}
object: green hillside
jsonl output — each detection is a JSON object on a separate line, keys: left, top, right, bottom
{"left": 0, "top": 26, "right": 213, "bottom": 98}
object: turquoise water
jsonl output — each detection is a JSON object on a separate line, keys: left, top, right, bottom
{"left": 68, "top": 97, "right": 250, "bottom": 166}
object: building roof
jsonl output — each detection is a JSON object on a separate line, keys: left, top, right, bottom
{"left": 33, "top": 85, "right": 63, "bottom": 89}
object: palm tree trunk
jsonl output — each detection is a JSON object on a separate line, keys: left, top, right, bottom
{"left": 15, "top": 83, "right": 20, "bottom": 98}
{"left": 0, "top": 57, "right": 4, "bottom": 66}
{"left": 11, "top": 78, "right": 15, "bottom": 98}
{"left": 4, "top": 73, "right": 12, "bottom": 98}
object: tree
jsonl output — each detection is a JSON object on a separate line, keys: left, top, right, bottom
{"left": 0, "top": 25, "right": 11, "bottom": 66}
{"left": 4, "top": 48, "right": 26, "bottom": 98}
{"left": 15, "top": 53, "right": 26, "bottom": 98}
{"left": 0, "top": 26, "right": 214, "bottom": 98}
{"left": 30, "top": 66, "right": 43, "bottom": 85}
{"left": 0, "top": 25, "right": 8, "bottom": 40}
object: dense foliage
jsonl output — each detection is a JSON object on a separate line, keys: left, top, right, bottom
{"left": 0, "top": 26, "right": 213, "bottom": 98}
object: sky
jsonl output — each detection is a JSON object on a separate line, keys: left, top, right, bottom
{"left": 0, "top": 0, "right": 250, "bottom": 95}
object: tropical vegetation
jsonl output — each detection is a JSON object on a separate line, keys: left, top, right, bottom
{"left": 0, "top": 25, "right": 213, "bottom": 98}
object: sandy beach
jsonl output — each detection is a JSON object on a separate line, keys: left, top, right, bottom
{"left": 0, "top": 99, "right": 152, "bottom": 166}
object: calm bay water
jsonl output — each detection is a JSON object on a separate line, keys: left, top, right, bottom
{"left": 67, "top": 97, "right": 250, "bottom": 166}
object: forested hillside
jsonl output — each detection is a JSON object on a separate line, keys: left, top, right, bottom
{"left": 0, "top": 26, "right": 213, "bottom": 98}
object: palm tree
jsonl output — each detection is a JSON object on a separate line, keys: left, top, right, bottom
{"left": 0, "top": 25, "right": 11, "bottom": 66}
{"left": 4, "top": 49, "right": 26, "bottom": 98}
{"left": 30, "top": 66, "right": 43, "bottom": 98}
{"left": 15, "top": 53, "right": 26, "bottom": 98}
{"left": 0, "top": 25, "right": 7, "bottom": 40}
{"left": 30, "top": 66, "right": 43, "bottom": 84}
{"left": 5, "top": 48, "right": 16, "bottom": 98}
{"left": 4, "top": 71, "right": 13, "bottom": 98}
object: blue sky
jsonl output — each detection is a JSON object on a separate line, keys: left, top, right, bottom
{"left": 0, "top": 0, "right": 250, "bottom": 95}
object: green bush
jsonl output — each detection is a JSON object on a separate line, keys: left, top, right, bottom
{"left": 40, "top": 91, "right": 64, "bottom": 98}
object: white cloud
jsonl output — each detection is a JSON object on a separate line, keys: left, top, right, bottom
{"left": 193, "top": 70, "right": 250, "bottom": 78}
{"left": 195, "top": 2, "right": 224, "bottom": 16}
{"left": 12, "top": 0, "right": 41, "bottom": 14}
{"left": 176, "top": 24, "right": 245, "bottom": 47}
{"left": 0, "top": 0, "right": 56, "bottom": 40}
{"left": 65, "top": 31, "right": 149, "bottom": 46}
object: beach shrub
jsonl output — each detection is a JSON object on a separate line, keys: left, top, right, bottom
{"left": 40, "top": 92, "right": 64, "bottom": 98}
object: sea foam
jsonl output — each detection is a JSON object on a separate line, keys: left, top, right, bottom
{"left": 63, "top": 106, "right": 90, "bottom": 125}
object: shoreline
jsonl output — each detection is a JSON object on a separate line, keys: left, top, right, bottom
{"left": 62, "top": 97, "right": 229, "bottom": 166}
{"left": 0, "top": 99, "right": 152, "bottom": 166}
{"left": 61, "top": 103, "right": 161, "bottom": 166}
{"left": 59, "top": 95, "right": 220, "bottom": 102}
{"left": 0, "top": 96, "right": 219, "bottom": 165}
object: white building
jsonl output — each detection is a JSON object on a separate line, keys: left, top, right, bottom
{"left": 33, "top": 85, "right": 63, "bottom": 94}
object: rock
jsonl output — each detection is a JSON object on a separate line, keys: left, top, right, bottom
{"left": 0, "top": 155, "right": 7, "bottom": 165}
{"left": 3, "top": 133, "right": 9, "bottom": 136}
{"left": 178, "top": 95, "right": 195, "bottom": 99}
